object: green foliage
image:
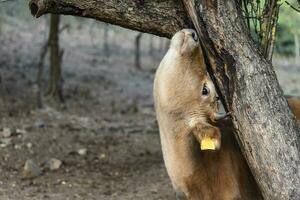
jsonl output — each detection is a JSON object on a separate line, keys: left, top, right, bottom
{"left": 275, "top": 0, "right": 300, "bottom": 55}
{"left": 241, "top": 0, "right": 300, "bottom": 57}
{"left": 241, "top": 0, "right": 281, "bottom": 60}
{"left": 275, "top": 25, "right": 295, "bottom": 55}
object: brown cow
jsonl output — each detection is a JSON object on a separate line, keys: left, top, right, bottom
{"left": 153, "top": 29, "right": 299, "bottom": 200}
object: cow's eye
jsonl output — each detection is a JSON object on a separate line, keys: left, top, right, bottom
{"left": 192, "top": 32, "right": 198, "bottom": 42}
{"left": 202, "top": 84, "right": 210, "bottom": 96}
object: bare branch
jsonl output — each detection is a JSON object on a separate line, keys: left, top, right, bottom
{"left": 285, "top": 1, "right": 300, "bottom": 13}
{"left": 28, "top": 0, "right": 191, "bottom": 38}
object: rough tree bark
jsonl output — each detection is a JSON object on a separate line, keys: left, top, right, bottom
{"left": 28, "top": 0, "right": 191, "bottom": 38}
{"left": 28, "top": 0, "right": 300, "bottom": 199}
{"left": 260, "top": 0, "right": 280, "bottom": 61}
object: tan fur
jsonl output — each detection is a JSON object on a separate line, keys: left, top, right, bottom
{"left": 153, "top": 29, "right": 262, "bottom": 200}
{"left": 154, "top": 29, "right": 300, "bottom": 200}
{"left": 287, "top": 97, "right": 300, "bottom": 124}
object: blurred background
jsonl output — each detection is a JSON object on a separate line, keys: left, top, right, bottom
{"left": 0, "top": 1, "right": 299, "bottom": 200}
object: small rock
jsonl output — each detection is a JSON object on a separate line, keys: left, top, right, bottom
{"left": 150, "top": 188, "right": 158, "bottom": 194}
{"left": 0, "top": 128, "right": 25, "bottom": 138}
{"left": 16, "top": 128, "right": 26, "bottom": 135}
{"left": 22, "top": 159, "right": 42, "bottom": 179}
{"left": 1, "top": 128, "right": 12, "bottom": 138}
{"left": 14, "top": 144, "right": 22, "bottom": 149}
{"left": 0, "top": 138, "right": 12, "bottom": 148}
{"left": 26, "top": 143, "right": 33, "bottom": 149}
{"left": 77, "top": 148, "right": 87, "bottom": 156}
{"left": 99, "top": 153, "right": 106, "bottom": 160}
{"left": 141, "top": 107, "right": 153, "bottom": 115}
{"left": 34, "top": 119, "right": 45, "bottom": 128}
{"left": 47, "top": 158, "right": 62, "bottom": 171}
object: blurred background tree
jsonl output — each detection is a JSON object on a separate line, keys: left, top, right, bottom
{"left": 276, "top": 1, "right": 300, "bottom": 62}
{"left": 241, "top": 0, "right": 300, "bottom": 61}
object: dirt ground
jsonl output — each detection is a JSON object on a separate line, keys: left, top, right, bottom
{"left": 0, "top": 12, "right": 299, "bottom": 200}
{"left": 0, "top": 17, "right": 176, "bottom": 200}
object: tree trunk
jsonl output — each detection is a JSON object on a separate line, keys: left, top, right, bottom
{"left": 135, "top": 33, "right": 143, "bottom": 70}
{"left": 164, "top": 39, "right": 170, "bottom": 52}
{"left": 0, "top": 74, "right": 4, "bottom": 102}
{"left": 46, "top": 14, "right": 64, "bottom": 103}
{"left": 0, "top": 11, "right": 2, "bottom": 34}
{"left": 28, "top": 0, "right": 300, "bottom": 199}
{"left": 158, "top": 37, "right": 164, "bottom": 53}
{"left": 148, "top": 35, "right": 154, "bottom": 56}
{"left": 36, "top": 39, "right": 49, "bottom": 108}
{"left": 182, "top": 1, "right": 299, "bottom": 199}
{"left": 103, "top": 23, "right": 110, "bottom": 57}
{"left": 295, "top": 34, "right": 299, "bottom": 64}
{"left": 260, "top": 0, "right": 280, "bottom": 61}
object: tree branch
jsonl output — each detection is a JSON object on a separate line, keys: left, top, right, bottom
{"left": 285, "top": 1, "right": 300, "bottom": 13}
{"left": 28, "top": 0, "right": 191, "bottom": 38}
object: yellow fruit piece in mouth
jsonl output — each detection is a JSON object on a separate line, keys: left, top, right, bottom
{"left": 200, "top": 137, "right": 215, "bottom": 150}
